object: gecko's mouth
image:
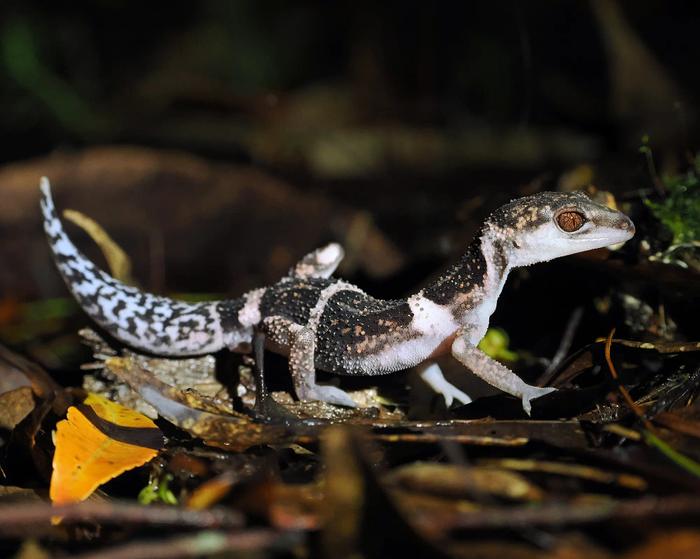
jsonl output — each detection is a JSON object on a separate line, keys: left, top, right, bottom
{"left": 575, "top": 216, "right": 635, "bottom": 245}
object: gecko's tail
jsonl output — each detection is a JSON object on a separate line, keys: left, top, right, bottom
{"left": 40, "top": 177, "right": 250, "bottom": 356}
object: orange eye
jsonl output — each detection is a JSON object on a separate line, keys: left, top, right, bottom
{"left": 556, "top": 211, "right": 585, "bottom": 232}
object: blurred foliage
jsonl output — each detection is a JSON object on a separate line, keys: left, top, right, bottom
{"left": 644, "top": 156, "right": 700, "bottom": 247}
{"left": 477, "top": 327, "right": 518, "bottom": 363}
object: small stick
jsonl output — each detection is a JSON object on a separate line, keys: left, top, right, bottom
{"left": 604, "top": 328, "right": 656, "bottom": 433}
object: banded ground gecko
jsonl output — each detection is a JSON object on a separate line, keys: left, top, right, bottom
{"left": 40, "top": 178, "right": 634, "bottom": 414}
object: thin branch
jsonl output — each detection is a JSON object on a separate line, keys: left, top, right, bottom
{"left": 71, "top": 529, "right": 293, "bottom": 559}
{"left": 0, "top": 500, "right": 243, "bottom": 536}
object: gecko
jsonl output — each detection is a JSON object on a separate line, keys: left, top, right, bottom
{"left": 39, "top": 177, "right": 635, "bottom": 414}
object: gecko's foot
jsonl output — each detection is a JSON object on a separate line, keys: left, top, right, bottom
{"left": 299, "top": 384, "right": 358, "bottom": 408}
{"left": 437, "top": 383, "right": 472, "bottom": 408}
{"left": 520, "top": 386, "right": 557, "bottom": 416}
{"left": 419, "top": 363, "right": 472, "bottom": 408}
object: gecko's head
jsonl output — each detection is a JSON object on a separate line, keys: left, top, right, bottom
{"left": 484, "top": 191, "right": 635, "bottom": 268}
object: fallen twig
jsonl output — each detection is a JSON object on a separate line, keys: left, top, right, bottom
{"left": 70, "top": 529, "right": 295, "bottom": 559}
{"left": 443, "top": 494, "right": 700, "bottom": 531}
{"left": 0, "top": 500, "right": 243, "bottom": 535}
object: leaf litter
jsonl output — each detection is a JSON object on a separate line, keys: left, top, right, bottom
{"left": 1, "top": 179, "right": 700, "bottom": 558}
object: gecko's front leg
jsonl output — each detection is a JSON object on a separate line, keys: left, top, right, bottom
{"left": 418, "top": 362, "right": 472, "bottom": 408}
{"left": 289, "top": 325, "right": 357, "bottom": 407}
{"left": 451, "top": 332, "right": 555, "bottom": 415}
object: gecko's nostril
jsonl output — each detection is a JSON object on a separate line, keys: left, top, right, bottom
{"left": 619, "top": 216, "right": 635, "bottom": 235}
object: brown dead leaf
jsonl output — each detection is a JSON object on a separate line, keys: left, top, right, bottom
{"left": 0, "top": 387, "right": 35, "bottom": 430}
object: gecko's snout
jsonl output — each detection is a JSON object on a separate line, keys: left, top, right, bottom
{"left": 616, "top": 214, "right": 635, "bottom": 238}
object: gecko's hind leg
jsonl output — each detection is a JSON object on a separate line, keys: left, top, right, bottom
{"left": 451, "top": 333, "right": 555, "bottom": 415}
{"left": 289, "top": 325, "right": 356, "bottom": 408}
{"left": 290, "top": 243, "right": 344, "bottom": 279}
{"left": 418, "top": 362, "right": 472, "bottom": 408}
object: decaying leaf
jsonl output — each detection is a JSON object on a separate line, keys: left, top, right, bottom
{"left": 0, "top": 387, "right": 35, "bottom": 430}
{"left": 385, "top": 462, "right": 544, "bottom": 502}
{"left": 50, "top": 393, "right": 164, "bottom": 505}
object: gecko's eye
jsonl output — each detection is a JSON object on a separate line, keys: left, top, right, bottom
{"left": 555, "top": 210, "right": 586, "bottom": 232}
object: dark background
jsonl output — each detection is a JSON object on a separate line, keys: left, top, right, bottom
{"left": 2, "top": 1, "right": 698, "bottom": 166}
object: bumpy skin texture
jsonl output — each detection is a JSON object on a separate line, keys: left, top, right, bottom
{"left": 41, "top": 179, "right": 635, "bottom": 412}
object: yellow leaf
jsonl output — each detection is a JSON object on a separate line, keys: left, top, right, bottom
{"left": 83, "top": 392, "right": 158, "bottom": 428}
{"left": 50, "top": 394, "right": 163, "bottom": 505}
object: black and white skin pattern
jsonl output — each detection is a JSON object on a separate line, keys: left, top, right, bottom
{"left": 41, "top": 177, "right": 635, "bottom": 414}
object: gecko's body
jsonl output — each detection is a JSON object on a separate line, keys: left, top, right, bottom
{"left": 40, "top": 178, "right": 634, "bottom": 413}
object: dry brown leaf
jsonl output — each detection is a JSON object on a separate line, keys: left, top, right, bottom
{"left": 0, "top": 386, "right": 35, "bottom": 430}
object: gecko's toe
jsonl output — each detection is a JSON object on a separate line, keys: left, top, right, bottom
{"left": 301, "top": 385, "right": 358, "bottom": 408}
{"left": 520, "top": 386, "right": 557, "bottom": 416}
{"left": 439, "top": 384, "right": 472, "bottom": 408}
{"left": 419, "top": 363, "right": 473, "bottom": 408}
